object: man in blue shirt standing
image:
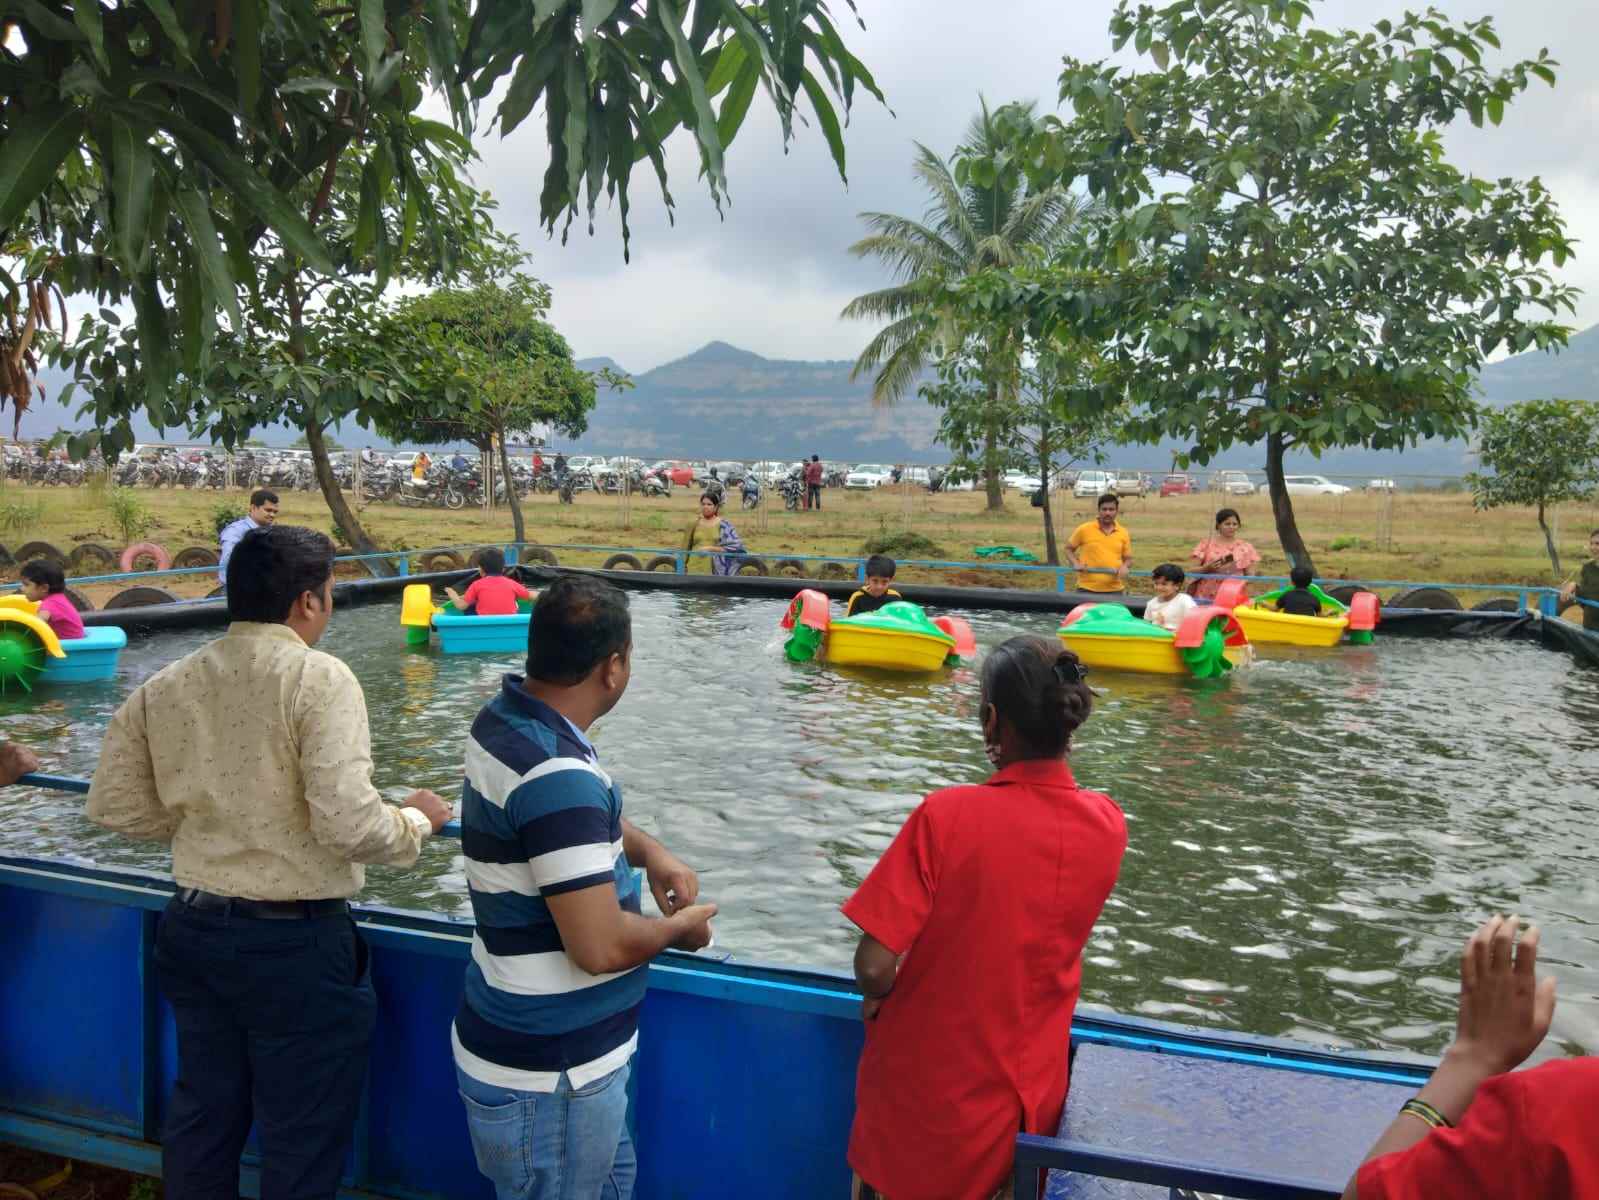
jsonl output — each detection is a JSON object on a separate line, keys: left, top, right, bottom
{"left": 217, "top": 489, "right": 279, "bottom": 584}
{"left": 453, "top": 575, "right": 715, "bottom": 1199}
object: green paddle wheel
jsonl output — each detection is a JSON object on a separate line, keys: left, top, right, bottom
{"left": 0, "top": 621, "right": 49, "bottom": 695}
{"left": 1175, "top": 618, "right": 1234, "bottom": 680}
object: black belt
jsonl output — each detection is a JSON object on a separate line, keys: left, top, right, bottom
{"left": 175, "top": 888, "right": 348, "bottom": 920}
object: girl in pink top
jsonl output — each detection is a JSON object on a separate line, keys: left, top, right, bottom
{"left": 1190, "top": 507, "right": 1261, "bottom": 601}
{"left": 20, "top": 560, "right": 86, "bottom": 640}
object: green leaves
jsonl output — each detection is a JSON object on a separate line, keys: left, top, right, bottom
{"left": 173, "top": 187, "right": 243, "bottom": 330}
{"left": 109, "top": 117, "right": 156, "bottom": 274}
{"left": 0, "top": 106, "right": 86, "bottom": 230}
{"left": 360, "top": 0, "right": 389, "bottom": 82}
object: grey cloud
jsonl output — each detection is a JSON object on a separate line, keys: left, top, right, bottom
{"left": 462, "top": 1, "right": 1599, "bottom": 370}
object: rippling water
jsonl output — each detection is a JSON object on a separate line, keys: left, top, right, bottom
{"left": 4, "top": 594, "right": 1596, "bottom": 1058}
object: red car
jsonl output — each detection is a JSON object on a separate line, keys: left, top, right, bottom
{"left": 649, "top": 460, "right": 697, "bottom": 487}
{"left": 1159, "top": 473, "right": 1196, "bottom": 497}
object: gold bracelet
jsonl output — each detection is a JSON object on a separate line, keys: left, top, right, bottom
{"left": 1399, "top": 1099, "right": 1452, "bottom": 1130}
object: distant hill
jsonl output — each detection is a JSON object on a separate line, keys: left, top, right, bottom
{"left": 15, "top": 323, "right": 1599, "bottom": 478}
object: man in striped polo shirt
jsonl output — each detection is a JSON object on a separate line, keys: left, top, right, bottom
{"left": 453, "top": 575, "right": 716, "bottom": 1199}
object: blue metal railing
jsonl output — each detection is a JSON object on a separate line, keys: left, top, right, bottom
{"left": 19, "top": 772, "right": 462, "bottom": 838}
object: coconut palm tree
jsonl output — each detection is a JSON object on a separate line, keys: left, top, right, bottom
{"left": 842, "top": 99, "right": 1097, "bottom": 510}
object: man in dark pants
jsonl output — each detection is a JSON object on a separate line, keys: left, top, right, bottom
{"left": 805, "top": 454, "right": 824, "bottom": 511}
{"left": 87, "top": 525, "right": 453, "bottom": 1200}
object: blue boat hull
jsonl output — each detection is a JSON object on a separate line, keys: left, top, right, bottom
{"left": 433, "top": 611, "right": 530, "bottom": 655}
{"left": 38, "top": 627, "right": 128, "bottom": 684}
{"left": 0, "top": 854, "right": 1430, "bottom": 1198}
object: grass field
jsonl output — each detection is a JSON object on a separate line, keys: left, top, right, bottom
{"left": 2, "top": 478, "right": 1595, "bottom": 610}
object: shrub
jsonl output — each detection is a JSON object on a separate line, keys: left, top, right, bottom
{"left": 0, "top": 497, "right": 44, "bottom": 537}
{"left": 211, "top": 502, "right": 246, "bottom": 538}
{"left": 861, "top": 528, "right": 945, "bottom": 559}
{"left": 1328, "top": 536, "right": 1363, "bottom": 552}
{"left": 105, "top": 488, "right": 153, "bottom": 544}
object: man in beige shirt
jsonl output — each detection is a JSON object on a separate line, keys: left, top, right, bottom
{"left": 88, "top": 524, "right": 451, "bottom": 1200}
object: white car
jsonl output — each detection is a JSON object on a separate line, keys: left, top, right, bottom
{"left": 846, "top": 463, "right": 892, "bottom": 489}
{"left": 1284, "top": 474, "right": 1352, "bottom": 497}
{"left": 566, "top": 455, "right": 605, "bottom": 473}
{"left": 1073, "top": 469, "right": 1115, "bottom": 498}
{"left": 1210, "top": 470, "right": 1257, "bottom": 495}
{"left": 902, "top": 465, "right": 931, "bottom": 487}
{"left": 1366, "top": 478, "right": 1397, "bottom": 492}
{"left": 1113, "top": 471, "right": 1148, "bottom": 497}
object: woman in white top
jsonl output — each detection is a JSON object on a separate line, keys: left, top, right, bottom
{"left": 1144, "top": 563, "right": 1198, "bottom": 631}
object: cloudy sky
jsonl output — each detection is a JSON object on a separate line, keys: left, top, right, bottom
{"left": 458, "top": 0, "right": 1599, "bottom": 375}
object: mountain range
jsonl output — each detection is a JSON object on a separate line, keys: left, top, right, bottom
{"left": 15, "top": 323, "right": 1599, "bottom": 478}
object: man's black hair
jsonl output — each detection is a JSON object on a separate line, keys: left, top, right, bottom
{"left": 477, "top": 547, "right": 506, "bottom": 576}
{"left": 526, "top": 576, "right": 631, "bottom": 685}
{"left": 811, "top": 454, "right": 820, "bottom": 462}
{"left": 1097, "top": 492, "right": 1120, "bottom": 509}
{"left": 1290, "top": 565, "right": 1314, "bottom": 589}
{"left": 1151, "top": 562, "right": 1185, "bottom": 585}
{"left": 227, "top": 525, "right": 335, "bottom": 622}
{"left": 864, "top": 554, "right": 897, "bottom": 579}
{"left": 20, "top": 559, "right": 65, "bottom": 594}
{"left": 250, "top": 488, "right": 279, "bottom": 508}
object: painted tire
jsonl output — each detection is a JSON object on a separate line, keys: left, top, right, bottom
{"left": 602, "top": 553, "right": 643, "bottom": 572}
{"left": 1325, "top": 584, "right": 1365, "bottom": 607}
{"left": 817, "top": 562, "right": 852, "bottom": 581}
{"left": 1387, "top": 586, "right": 1462, "bottom": 611}
{"left": 643, "top": 556, "right": 678, "bottom": 573}
{"left": 734, "top": 557, "right": 768, "bottom": 577}
{"left": 206, "top": 586, "right": 226, "bottom": 599}
{"left": 63, "top": 587, "right": 95, "bottom": 613}
{"left": 0, "top": 545, "right": 13, "bottom": 569}
{"left": 0, "top": 621, "right": 49, "bottom": 695}
{"left": 119, "top": 542, "right": 172, "bottom": 572}
{"left": 1471, "top": 598, "right": 1521, "bottom": 614}
{"left": 15, "top": 541, "right": 68, "bottom": 566}
{"left": 419, "top": 550, "right": 465, "bottom": 572}
{"left": 173, "top": 546, "right": 221, "bottom": 569}
{"left": 773, "top": 559, "right": 806, "bottom": 577}
{"left": 520, "top": 547, "right": 558, "bottom": 566}
{"left": 103, "top": 586, "right": 181, "bottom": 609}
{"left": 68, "top": 542, "right": 119, "bottom": 571}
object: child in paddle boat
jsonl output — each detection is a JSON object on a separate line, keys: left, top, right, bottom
{"left": 444, "top": 548, "right": 534, "bottom": 616}
{"left": 1342, "top": 914, "right": 1597, "bottom": 1200}
{"left": 847, "top": 555, "right": 904, "bottom": 617}
{"left": 844, "top": 637, "right": 1126, "bottom": 1200}
{"left": 20, "top": 559, "right": 85, "bottom": 640}
{"left": 1143, "top": 563, "right": 1197, "bottom": 632}
{"left": 1275, "top": 566, "right": 1322, "bottom": 617}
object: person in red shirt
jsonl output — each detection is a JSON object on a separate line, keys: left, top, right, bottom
{"left": 844, "top": 635, "right": 1127, "bottom": 1200}
{"left": 444, "top": 547, "right": 534, "bottom": 616}
{"left": 804, "top": 454, "right": 825, "bottom": 511}
{"left": 1345, "top": 913, "right": 1598, "bottom": 1199}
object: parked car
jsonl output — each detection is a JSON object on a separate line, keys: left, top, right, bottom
{"left": 902, "top": 465, "right": 932, "bottom": 488}
{"left": 649, "top": 460, "right": 697, "bottom": 487}
{"left": 1284, "top": 474, "right": 1352, "bottom": 497}
{"left": 1366, "top": 478, "right": 1397, "bottom": 493}
{"left": 1159, "top": 473, "right": 1196, "bottom": 497}
{"left": 566, "top": 455, "right": 606, "bottom": 474}
{"left": 1073, "top": 469, "right": 1116, "bottom": 499}
{"left": 845, "top": 463, "right": 893, "bottom": 489}
{"left": 1210, "top": 470, "right": 1257, "bottom": 496}
{"left": 1113, "top": 471, "right": 1148, "bottom": 497}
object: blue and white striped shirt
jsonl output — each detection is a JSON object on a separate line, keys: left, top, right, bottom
{"left": 451, "top": 677, "right": 645, "bottom": 1091}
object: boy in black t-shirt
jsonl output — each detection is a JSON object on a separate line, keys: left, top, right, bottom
{"left": 1275, "top": 565, "right": 1322, "bottom": 616}
{"left": 846, "top": 555, "right": 903, "bottom": 616}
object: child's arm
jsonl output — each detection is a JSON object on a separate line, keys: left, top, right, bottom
{"left": 444, "top": 584, "right": 468, "bottom": 609}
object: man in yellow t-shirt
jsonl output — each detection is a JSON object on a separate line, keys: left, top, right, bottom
{"left": 1067, "top": 492, "right": 1132, "bottom": 593}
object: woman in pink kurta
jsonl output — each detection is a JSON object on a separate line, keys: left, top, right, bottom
{"left": 1189, "top": 507, "right": 1260, "bottom": 601}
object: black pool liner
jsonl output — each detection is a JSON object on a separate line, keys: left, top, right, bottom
{"left": 81, "top": 564, "right": 1599, "bottom": 669}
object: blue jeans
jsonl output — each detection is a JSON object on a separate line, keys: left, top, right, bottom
{"left": 455, "top": 1063, "right": 636, "bottom": 1200}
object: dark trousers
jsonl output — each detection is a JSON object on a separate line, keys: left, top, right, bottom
{"left": 808, "top": 483, "right": 822, "bottom": 510}
{"left": 153, "top": 898, "right": 376, "bottom": 1200}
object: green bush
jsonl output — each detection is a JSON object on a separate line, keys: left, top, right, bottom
{"left": 861, "top": 528, "right": 945, "bottom": 559}
{"left": 105, "top": 488, "right": 153, "bottom": 544}
{"left": 211, "top": 502, "right": 246, "bottom": 538}
{"left": 0, "top": 497, "right": 44, "bottom": 537}
{"left": 1328, "top": 535, "right": 1363, "bottom": 552}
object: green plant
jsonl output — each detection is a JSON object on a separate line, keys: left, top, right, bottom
{"left": 105, "top": 488, "right": 153, "bottom": 545}
{"left": 0, "top": 497, "right": 44, "bottom": 536}
{"left": 128, "top": 1177, "right": 160, "bottom": 1200}
{"left": 1467, "top": 398, "right": 1599, "bottom": 574}
{"left": 861, "top": 529, "right": 946, "bottom": 559}
{"left": 1329, "top": 536, "right": 1364, "bottom": 552}
{"left": 211, "top": 503, "right": 246, "bottom": 539}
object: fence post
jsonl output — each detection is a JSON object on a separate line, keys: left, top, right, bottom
{"left": 397, "top": 556, "right": 409, "bottom": 577}
{"left": 856, "top": 558, "right": 866, "bottom": 583}
{"left": 674, "top": 551, "right": 686, "bottom": 574}
{"left": 1538, "top": 589, "right": 1558, "bottom": 617}
{"left": 1056, "top": 568, "right": 1067, "bottom": 593}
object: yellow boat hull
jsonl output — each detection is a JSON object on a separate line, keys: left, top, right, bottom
{"left": 825, "top": 626, "right": 952, "bottom": 672}
{"left": 1231, "top": 605, "right": 1348, "bottom": 647}
{"left": 1059, "top": 632, "right": 1188, "bottom": 675}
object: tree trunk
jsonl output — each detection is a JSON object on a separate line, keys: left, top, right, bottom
{"left": 497, "top": 428, "right": 526, "bottom": 545}
{"left": 1265, "top": 431, "right": 1313, "bottom": 573}
{"left": 983, "top": 379, "right": 1003, "bottom": 511}
{"left": 305, "top": 420, "right": 391, "bottom": 573}
{"left": 1537, "top": 502, "right": 1562, "bottom": 576}
{"left": 1039, "top": 427, "right": 1059, "bottom": 566}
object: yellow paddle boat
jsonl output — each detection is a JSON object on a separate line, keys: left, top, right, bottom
{"left": 1211, "top": 580, "right": 1379, "bottom": 647}
{"left": 1057, "top": 602, "right": 1249, "bottom": 679}
{"left": 781, "top": 590, "right": 975, "bottom": 672}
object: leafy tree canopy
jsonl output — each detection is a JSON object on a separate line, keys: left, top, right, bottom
{"left": 945, "top": 0, "right": 1578, "bottom": 570}
{"left": 1467, "top": 398, "right": 1599, "bottom": 576}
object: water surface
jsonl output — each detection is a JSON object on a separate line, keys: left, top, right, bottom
{"left": 5, "top": 594, "right": 1596, "bottom": 1058}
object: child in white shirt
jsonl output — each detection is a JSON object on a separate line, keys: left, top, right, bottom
{"left": 1144, "top": 563, "right": 1198, "bottom": 631}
